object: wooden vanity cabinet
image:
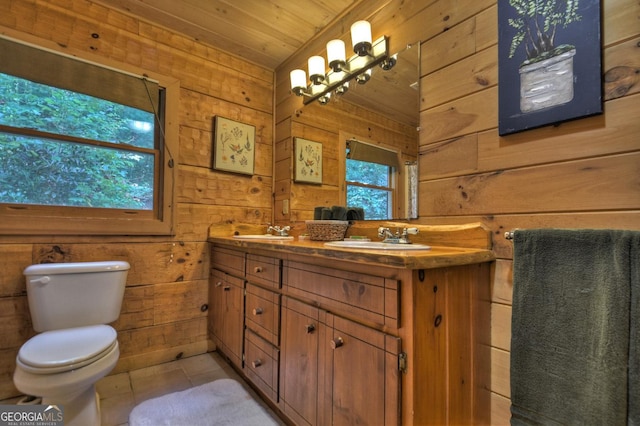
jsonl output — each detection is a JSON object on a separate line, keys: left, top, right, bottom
{"left": 244, "top": 328, "right": 279, "bottom": 402}
{"left": 279, "top": 296, "right": 320, "bottom": 426}
{"left": 208, "top": 268, "right": 244, "bottom": 368}
{"left": 209, "top": 246, "right": 246, "bottom": 369}
{"left": 246, "top": 253, "right": 280, "bottom": 289}
{"left": 319, "top": 313, "right": 401, "bottom": 426}
{"left": 245, "top": 283, "right": 279, "bottom": 346}
{"left": 243, "top": 254, "right": 282, "bottom": 406}
{"left": 280, "top": 260, "right": 401, "bottom": 426}
{"left": 208, "top": 242, "right": 492, "bottom": 426}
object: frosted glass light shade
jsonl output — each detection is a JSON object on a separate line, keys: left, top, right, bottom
{"left": 308, "top": 56, "right": 326, "bottom": 84}
{"left": 290, "top": 69, "right": 306, "bottom": 89}
{"left": 351, "top": 20, "right": 372, "bottom": 56}
{"left": 290, "top": 69, "right": 307, "bottom": 95}
{"left": 327, "top": 39, "right": 346, "bottom": 71}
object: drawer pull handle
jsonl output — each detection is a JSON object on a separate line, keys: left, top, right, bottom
{"left": 252, "top": 359, "right": 262, "bottom": 368}
{"left": 223, "top": 286, "right": 231, "bottom": 291}
{"left": 306, "top": 324, "right": 315, "bottom": 334}
{"left": 252, "top": 307, "right": 264, "bottom": 315}
{"left": 330, "top": 336, "right": 344, "bottom": 349}
{"left": 254, "top": 266, "right": 263, "bottom": 273}
{"left": 215, "top": 281, "right": 222, "bottom": 287}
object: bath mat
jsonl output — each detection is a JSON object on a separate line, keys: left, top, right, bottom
{"left": 129, "top": 378, "right": 280, "bottom": 426}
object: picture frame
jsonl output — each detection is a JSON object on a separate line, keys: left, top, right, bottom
{"left": 212, "top": 116, "right": 255, "bottom": 175}
{"left": 294, "top": 137, "right": 323, "bottom": 184}
{"left": 498, "top": 0, "right": 602, "bottom": 135}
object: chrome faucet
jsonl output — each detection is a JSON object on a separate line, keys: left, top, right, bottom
{"left": 267, "top": 224, "right": 291, "bottom": 236}
{"left": 377, "top": 226, "right": 419, "bottom": 244}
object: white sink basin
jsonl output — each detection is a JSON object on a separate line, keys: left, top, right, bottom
{"left": 233, "top": 235, "right": 294, "bottom": 241}
{"left": 324, "top": 241, "right": 431, "bottom": 250}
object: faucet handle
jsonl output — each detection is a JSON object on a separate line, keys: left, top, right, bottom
{"left": 404, "top": 227, "right": 419, "bottom": 235}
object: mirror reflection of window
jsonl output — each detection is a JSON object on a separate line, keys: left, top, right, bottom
{"left": 345, "top": 140, "right": 399, "bottom": 220}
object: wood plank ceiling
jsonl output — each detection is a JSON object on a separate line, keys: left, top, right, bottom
{"left": 94, "top": 0, "right": 419, "bottom": 127}
{"left": 95, "top": 0, "right": 360, "bottom": 69}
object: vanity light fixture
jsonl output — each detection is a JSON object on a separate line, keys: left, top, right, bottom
{"left": 289, "top": 20, "right": 392, "bottom": 105}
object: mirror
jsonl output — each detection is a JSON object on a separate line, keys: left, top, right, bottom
{"left": 296, "top": 42, "right": 420, "bottom": 221}
{"left": 339, "top": 43, "right": 420, "bottom": 220}
{"left": 337, "top": 42, "right": 420, "bottom": 129}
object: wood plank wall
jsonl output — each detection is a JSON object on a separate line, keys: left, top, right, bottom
{"left": 0, "top": 0, "right": 273, "bottom": 399}
{"left": 276, "top": 0, "right": 640, "bottom": 424}
{"left": 417, "top": 0, "right": 640, "bottom": 423}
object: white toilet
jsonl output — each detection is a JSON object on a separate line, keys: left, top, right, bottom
{"left": 13, "top": 261, "right": 130, "bottom": 426}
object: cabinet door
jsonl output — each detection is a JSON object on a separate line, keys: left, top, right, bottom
{"left": 209, "top": 268, "right": 244, "bottom": 368}
{"left": 280, "top": 297, "right": 320, "bottom": 426}
{"left": 326, "top": 314, "right": 401, "bottom": 426}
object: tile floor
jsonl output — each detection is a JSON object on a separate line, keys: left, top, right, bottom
{"left": 4, "top": 351, "right": 283, "bottom": 426}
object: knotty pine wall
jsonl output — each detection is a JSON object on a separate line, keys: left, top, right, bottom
{"left": 417, "top": 1, "right": 640, "bottom": 423}
{"left": 0, "top": 0, "right": 273, "bottom": 399}
{"left": 276, "top": 0, "right": 640, "bottom": 424}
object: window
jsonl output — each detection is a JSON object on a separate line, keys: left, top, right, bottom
{"left": 0, "top": 36, "right": 177, "bottom": 235}
{"left": 345, "top": 140, "right": 399, "bottom": 220}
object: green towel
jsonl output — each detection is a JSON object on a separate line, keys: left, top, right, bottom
{"left": 510, "top": 229, "right": 640, "bottom": 425}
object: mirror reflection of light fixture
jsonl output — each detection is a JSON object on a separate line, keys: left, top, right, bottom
{"left": 290, "top": 20, "right": 392, "bottom": 105}
{"left": 380, "top": 54, "right": 397, "bottom": 71}
{"left": 356, "top": 69, "right": 371, "bottom": 85}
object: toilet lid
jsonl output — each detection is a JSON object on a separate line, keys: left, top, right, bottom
{"left": 18, "top": 325, "right": 117, "bottom": 374}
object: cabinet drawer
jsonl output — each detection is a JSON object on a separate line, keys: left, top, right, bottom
{"left": 244, "top": 329, "right": 279, "bottom": 403}
{"left": 245, "top": 283, "right": 280, "bottom": 345}
{"left": 210, "top": 268, "right": 244, "bottom": 289}
{"left": 283, "top": 260, "right": 399, "bottom": 328}
{"left": 211, "top": 246, "right": 245, "bottom": 277}
{"left": 246, "top": 254, "right": 281, "bottom": 288}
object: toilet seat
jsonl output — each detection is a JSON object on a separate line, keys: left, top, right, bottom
{"left": 17, "top": 325, "right": 117, "bottom": 374}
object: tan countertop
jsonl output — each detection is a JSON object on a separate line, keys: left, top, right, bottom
{"left": 208, "top": 236, "right": 495, "bottom": 270}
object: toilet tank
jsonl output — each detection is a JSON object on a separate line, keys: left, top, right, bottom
{"left": 24, "top": 261, "right": 130, "bottom": 332}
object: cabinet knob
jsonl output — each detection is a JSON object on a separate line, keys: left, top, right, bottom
{"left": 252, "top": 359, "right": 262, "bottom": 368}
{"left": 215, "top": 281, "right": 222, "bottom": 287}
{"left": 253, "top": 266, "right": 263, "bottom": 273}
{"left": 252, "top": 307, "right": 264, "bottom": 315}
{"left": 223, "top": 286, "right": 231, "bottom": 291}
{"left": 330, "top": 336, "right": 344, "bottom": 349}
{"left": 305, "top": 324, "right": 315, "bottom": 334}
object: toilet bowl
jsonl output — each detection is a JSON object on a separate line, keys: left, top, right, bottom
{"left": 14, "top": 325, "right": 120, "bottom": 425}
{"left": 13, "top": 261, "right": 130, "bottom": 426}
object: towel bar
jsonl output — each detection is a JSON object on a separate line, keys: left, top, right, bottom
{"left": 505, "top": 231, "right": 515, "bottom": 240}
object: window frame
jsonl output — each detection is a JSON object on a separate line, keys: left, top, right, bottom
{"left": 0, "top": 34, "right": 178, "bottom": 236}
{"left": 345, "top": 161, "right": 395, "bottom": 220}
{"left": 339, "top": 132, "right": 406, "bottom": 220}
